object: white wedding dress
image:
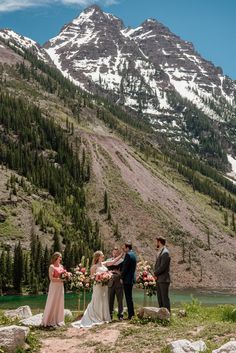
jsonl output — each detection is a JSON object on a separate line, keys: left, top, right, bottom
{"left": 72, "top": 264, "right": 111, "bottom": 328}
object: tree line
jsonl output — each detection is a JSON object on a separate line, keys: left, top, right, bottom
{"left": 0, "top": 91, "right": 102, "bottom": 293}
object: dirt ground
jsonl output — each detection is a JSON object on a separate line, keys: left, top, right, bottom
{"left": 41, "top": 324, "right": 122, "bottom": 353}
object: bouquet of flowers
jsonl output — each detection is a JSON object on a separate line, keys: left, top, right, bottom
{"left": 93, "top": 271, "right": 112, "bottom": 286}
{"left": 136, "top": 260, "right": 157, "bottom": 296}
{"left": 70, "top": 264, "right": 92, "bottom": 291}
{"left": 60, "top": 269, "right": 72, "bottom": 282}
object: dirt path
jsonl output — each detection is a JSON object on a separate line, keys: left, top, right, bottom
{"left": 40, "top": 324, "right": 123, "bottom": 353}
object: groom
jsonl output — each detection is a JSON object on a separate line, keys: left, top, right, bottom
{"left": 121, "top": 241, "right": 137, "bottom": 320}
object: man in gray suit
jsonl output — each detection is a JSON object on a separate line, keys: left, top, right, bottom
{"left": 154, "top": 236, "right": 171, "bottom": 312}
{"left": 107, "top": 247, "right": 124, "bottom": 320}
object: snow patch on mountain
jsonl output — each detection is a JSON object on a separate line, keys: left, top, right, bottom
{"left": 227, "top": 155, "right": 236, "bottom": 181}
{"left": 0, "top": 29, "right": 49, "bottom": 62}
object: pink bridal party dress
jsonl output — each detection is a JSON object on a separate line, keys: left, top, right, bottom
{"left": 42, "top": 264, "right": 65, "bottom": 327}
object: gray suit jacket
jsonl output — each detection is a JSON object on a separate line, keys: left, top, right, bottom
{"left": 154, "top": 247, "right": 171, "bottom": 283}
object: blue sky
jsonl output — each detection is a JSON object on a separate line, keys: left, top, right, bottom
{"left": 0, "top": 0, "right": 235, "bottom": 79}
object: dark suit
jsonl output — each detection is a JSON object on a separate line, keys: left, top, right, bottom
{"left": 154, "top": 247, "right": 171, "bottom": 312}
{"left": 121, "top": 250, "right": 137, "bottom": 319}
{"left": 107, "top": 259, "right": 123, "bottom": 319}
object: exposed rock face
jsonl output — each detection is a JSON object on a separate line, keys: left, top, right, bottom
{"left": 0, "top": 325, "right": 29, "bottom": 353}
{"left": 4, "top": 305, "right": 32, "bottom": 320}
{"left": 212, "top": 340, "right": 236, "bottom": 353}
{"left": 137, "top": 306, "right": 170, "bottom": 320}
{"left": 44, "top": 5, "right": 236, "bottom": 122}
{"left": 0, "top": 29, "right": 51, "bottom": 63}
{"left": 169, "top": 339, "right": 207, "bottom": 353}
{"left": 42, "top": 5, "right": 236, "bottom": 168}
{"left": 0, "top": 210, "right": 7, "bottom": 223}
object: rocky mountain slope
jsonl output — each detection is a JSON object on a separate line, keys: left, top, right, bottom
{"left": 2, "top": 6, "right": 236, "bottom": 172}
{"left": 44, "top": 5, "right": 236, "bottom": 115}
{"left": 42, "top": 5, "right": 236, "bottom": 168}
{"left": 1, "top": 25, "right": 236, "bottom": 290}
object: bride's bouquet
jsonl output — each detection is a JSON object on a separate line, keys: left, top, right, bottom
{"left": 70, "top": 264, "right": 92, "bottom": 291}
{"left": 93, "top": 271, "right": 112, "bottom": 286}
{"left": 136, "top": 259, "right": 157, "bottom": 296}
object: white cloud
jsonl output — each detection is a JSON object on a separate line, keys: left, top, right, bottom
{"left": 0, "top": 0, "right": 118, "bottom": 12}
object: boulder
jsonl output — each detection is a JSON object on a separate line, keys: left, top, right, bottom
{"left": 169, "top": 339, "right": 207, "bottom": 353}
{"left": 137, "top": 306, "right": 170, "bottom": 320}
{"left": 20, "top": 313, "right": 43, "bottom": 327}
{"left": 212, "top": 340, "right": 236, "bottom": 353}
{"left": 20, "top": 309, "right": 73, "bottom": 326}
{"left": 4, "top": 306, "right": 32, "bottom": 320}
{"left": 0, "top": 211, "right": 7, "bottom": 223}
{"left": 64, "top": 309, "right": 73, "bottom": 318}
{"left": 177, "top": 309, "right": 187, "bottom": 318}
{"left": 0, "top": 325, "right": 29, "bottom": 353}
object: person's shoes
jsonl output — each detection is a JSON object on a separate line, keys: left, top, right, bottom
{"left": 118, "top": 315, "right": 123, "bottom": 321}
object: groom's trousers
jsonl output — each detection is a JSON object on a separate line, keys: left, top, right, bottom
{"left": 123, "top": 283, "right": 134, "bottom": 319}
{"left": 156, "top": 282, "right": 170, "bottom": 312}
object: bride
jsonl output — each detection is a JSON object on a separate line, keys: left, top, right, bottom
{"left": 72, "top": 250, "right": 123, "bottom": 329}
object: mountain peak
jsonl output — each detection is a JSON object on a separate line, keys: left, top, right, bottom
{"left": 140, "top": 18, "right": 171, "bottom": 35}
{"left": 84, "top": 4, "right": 102, "bottom": 13}
{"left": 72, "top": 5, "right": 101, "bottom": 26}
{"left": 72, "top": 4, "right": 123, "bottom": 28}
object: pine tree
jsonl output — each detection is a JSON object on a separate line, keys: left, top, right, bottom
{"left": 6, "top": 249, "right": 13, "bottom": 288}
{"left": 104, "top": 190, "right": 108, "bottom": 213}
{"left": 207, "top": 228, "right": 211, "bottom": 250}
{"left": 13, "top": 241, "right": 24, "bottom": 293}
{"left": 182, "top": 240, "right": 186, "bottom": 263}
{"left": 30, "top": 274, "right": 39, "bottom": 295}
{"left": 43, "top": 246, "right": 50, "bottom": 278}
{"left": 63, "top": 242, "right": 72, "bottom": 270}
{"left": 107, "top": 206, "right": 112, "bottom": 221}
{"left": 23, "top": 253, "right": 30, "bottom": 286}
{"left": 53, "top": 230, "right": 62, "bottom": 253}
{"left": 231, "top": 212, "right": 235, "bottom": 231}
{"left": 114, "top": 223, "right": 120, "bottom": 240}
{"left": 224, "top": 211, "right": 228, "bottom": 226}
{"left": 0, "top": 251, "right": 7, "bottom": 290}
{"left": 35, "top": 237, "right": 43, "bottom": 279}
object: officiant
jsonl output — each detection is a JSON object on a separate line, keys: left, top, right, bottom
{"left": 107, "top": 246, "right": 124, "bottom": 320}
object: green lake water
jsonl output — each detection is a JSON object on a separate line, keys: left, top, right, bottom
{"left": 0, "top": 288, "right": 235, "bottom": 311}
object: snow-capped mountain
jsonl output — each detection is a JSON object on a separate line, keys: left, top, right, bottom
{"left": 44, "top": 5, "right": 236, "bottom": 125}
{"left": 0, "top": 29, "right": 51, "bottom": 63}
{"left": 126, "top": 19, "right": 236, "bottom": 120}
{"left": 44, "top": 5, "right": 172, "bottom": 116}
{"left": 1, "top": 5, "right": 236, "bottom": 171}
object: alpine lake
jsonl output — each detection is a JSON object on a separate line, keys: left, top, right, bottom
{"left": 0, "top": 288, "right": 235, "bottom": 311}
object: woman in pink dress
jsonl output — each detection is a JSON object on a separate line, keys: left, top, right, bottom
{"left": 42, "top": 252, "right": 66, "bottom": 327}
